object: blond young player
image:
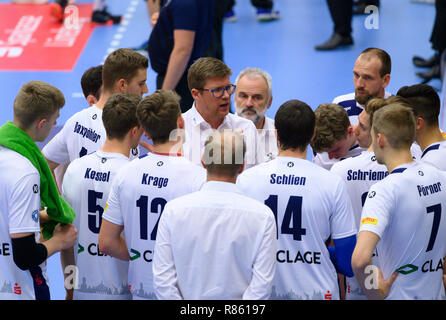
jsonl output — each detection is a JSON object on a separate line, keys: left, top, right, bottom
{"left": 352, "top": 104, "right": 446, "bottom": 300}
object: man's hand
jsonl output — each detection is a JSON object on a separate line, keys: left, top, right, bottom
{"left": 377, "top": 267, "right": 398, "bottom": 299}
{"left": 53, "top": 223, "right": 77, "bottom": 251}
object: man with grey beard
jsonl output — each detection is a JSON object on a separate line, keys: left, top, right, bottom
{"left": 332, "top": 48, "right": 392, "bottom": 126}
{"left": 234, "top": 67, "right": 278, "bottom": 163}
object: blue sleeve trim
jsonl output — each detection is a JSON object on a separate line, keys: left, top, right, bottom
{"left": 332, "top": 234, "right": 357, "bottom": 277}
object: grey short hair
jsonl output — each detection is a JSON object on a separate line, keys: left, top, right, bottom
{"left": 235, "top": 67, "right": 273, "bottom": 101}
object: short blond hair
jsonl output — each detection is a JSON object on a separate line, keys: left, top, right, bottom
{"left": 311, "top": 103, "right": 350, "bottom": 153}
{"left": 13, "top": 81, "right": 65, "bottom": 129}
{"left": 372, "top": 104, "right": 416, "bottom": 149}
{"left": 187, "top": 57, "right": 232, "bottom": 91}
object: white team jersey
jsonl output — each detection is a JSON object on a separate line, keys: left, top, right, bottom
{"left": 332, "top": 91, "right": 392, "bottom": 125}
{"left": 257, "top": 116, "right": 278, "bottom": 163}
{"left": 421, "top": 140, "right": 446, "bottom": 171}
{"left": 360, "top": 161, "right": 446, "bottom": 300}
{"left": 153, "top": 181, "right": 277, "bottom": 300}
{"left": 182, "top": 103, "right": 259, "bottom": 169}
{"left": 102, "top": 153, "right": 206, "bottom": 300}
{"left": 330, "top": 151, "right": 388, "bottom": 299}
{"left": 313, "top": 144, "right": 365, "bottom": 171}
{"left": 237, "top": 157, "right": 357, "bottom": 300}
{"left": 42, "top": 105, "right": 139, "bottom": 165}
{"left": 62, "top": 150, "right": 131, "bottom": 300}
{"left": 0, "top": 146, "right": 48, "bottom": 300}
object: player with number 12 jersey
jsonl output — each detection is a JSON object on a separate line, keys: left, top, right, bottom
{"left": 103, "top": 152, "right": 206, "bottom": 299}
{"left": 237, "top": 157, "right": 357, "bottom": 300}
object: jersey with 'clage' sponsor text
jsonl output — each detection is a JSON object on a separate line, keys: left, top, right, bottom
{"left": 62, "top": 150, "right": 131, "bottom": 300}
{"left": 237, "top": 157, "right": 357, "bottom": 300}
{"left": 102, "top": 153, "right": 206, "bottom": 300}
{"left": 360, "top": 161, "right": 446, "bottom": 300}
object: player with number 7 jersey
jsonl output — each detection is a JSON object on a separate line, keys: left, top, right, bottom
{"left": 237, "top": 100, "right": 357, "bottom": 300}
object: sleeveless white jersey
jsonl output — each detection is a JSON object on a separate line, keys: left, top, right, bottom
{"left": 62, "top": 150, "right": 131, "bottom": 300}
{"left": 102, "top": 153, "right": 206, "bottom": 300}
{"left": 237, "top": 157, "right": 357, "bottom": 300}
{"left": 42, "top": 105, "right": 139, "bottom": 165}
{"left": 360, "top": 161, "right": 446, "bottom": 300}
{"left": 0, "top": 146, "right": 48, "bottom": 300}
{"left": 330, "top": 151, "right": 388, "bottom": 299}
{"left": 421, "top": 140, "right": 446, "bottom": 171}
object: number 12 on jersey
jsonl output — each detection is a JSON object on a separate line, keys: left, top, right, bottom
{"left": 265, "top": 195, "right": 306, "bottom": 241}
{"left": 136, "top": 195, "right": 167, "bottom": 240}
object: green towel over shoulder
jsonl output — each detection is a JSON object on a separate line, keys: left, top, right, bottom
{"left": 0, "top": 121, "right": 75, "bottom": 240}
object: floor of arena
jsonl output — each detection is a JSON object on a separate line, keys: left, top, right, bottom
{"left": 0, "top": 0, "right": 444, "bottom": 299}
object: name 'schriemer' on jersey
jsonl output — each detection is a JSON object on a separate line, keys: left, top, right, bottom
{"left": 74, "top": 121, "right": 101, "bottom": 143}
{"left": 347, "top": 169, "right": 389, "bottom": 181}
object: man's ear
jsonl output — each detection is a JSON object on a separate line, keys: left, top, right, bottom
{"left": 347, "top": 125, "right": 354, "bottom": 136}
{"left": 177, "top": 115, "right": 185, "bottom": 129}
{"left": 117, "top": 79, "right": 127, "bottom": 92}
{"left": 191, "top": 88, "right": 201, "bottom": 100}
{"left": 382, "top": 74, "right": 391, "bottom": 89}
{"left": 267, "top": 95, "right": 273, "bottom": 109}
{"left": 86, "top": 94, "right": 97, "bottom": 106}
{"left": 377, "top": 133, "right": 386, "bottom": 149}
{"left": 36, "top": 118, "right": 47, "bottom": 130}
{"left": 416, "top": 117, "right": 424, "bottom": 131}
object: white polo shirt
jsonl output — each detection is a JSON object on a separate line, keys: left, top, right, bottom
{"left": 182, "top": 104, "right": 259, "bottom": 169}
{"left": 153, "top": 181, "right": 277, "bottom": 300}
{"left": 360, "top": 161, "right": 446, "bottom": 300}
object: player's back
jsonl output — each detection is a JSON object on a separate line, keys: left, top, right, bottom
{"left": 331, "top": 151, "right": 388, "bottom": 228}
{"left": 361, "top": 161, "right": 446, "bottom": 299}
{"left": 104, "top": 153, "right": 206, "bottom": 299}
{"left": 237, "top": 157, "right": 356, "bottom": 300}
{"left": 62, "top": 150, "right": 131, "bottom": 300}
{"left": 0, "top": 146, "right": 43, "bottom": 300}
{"left": 421, "top": 140, "right": 446, "bottom": 171}
{"left": 43, "top": 105, "right": 139, "bottom": 165}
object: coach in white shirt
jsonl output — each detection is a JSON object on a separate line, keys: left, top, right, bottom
{"left": 235, "top": 67, "right": 278, "bottom": 163}
{"left": 153, "top": 131, "right": 277, "bottom": 300}
{"left": 182, "top": 57, "right": 259, "bottom": 169}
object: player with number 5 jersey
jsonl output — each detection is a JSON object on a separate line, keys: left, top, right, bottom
{"left": 237, "top": 100, "right": 357, "bottom": 300}
{"left": 62, "top": 93, "right": 143, "bottom": 299}
{"left": 99, "top": 91, "right": 206, "bottom": 300}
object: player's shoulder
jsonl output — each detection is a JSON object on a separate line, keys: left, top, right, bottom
{"left": 332, "top": 92, "right": 355, "bottom": 104}
{"left": 0, "top": 147, "right": 38, "bottom": 177}
{"left": 331, "top": 151, "right": 370, "bottom": 172}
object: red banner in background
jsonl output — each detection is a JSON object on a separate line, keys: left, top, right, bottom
{"left": 0, "top": 4, "right": 94, "bottom": 71}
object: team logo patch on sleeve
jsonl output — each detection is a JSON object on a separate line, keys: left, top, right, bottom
{"left": 32, "top": 210, "right": 39, "bottom": 222}
{"left": 361, "top": 217, "right": 378, "bottom": 226}
{"left": 33, "top": 184, "right": 39, "bottom": 193}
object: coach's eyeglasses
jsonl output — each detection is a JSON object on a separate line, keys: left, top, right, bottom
{"left": 197, "top": 84, "right": 236, "bottom": 98}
